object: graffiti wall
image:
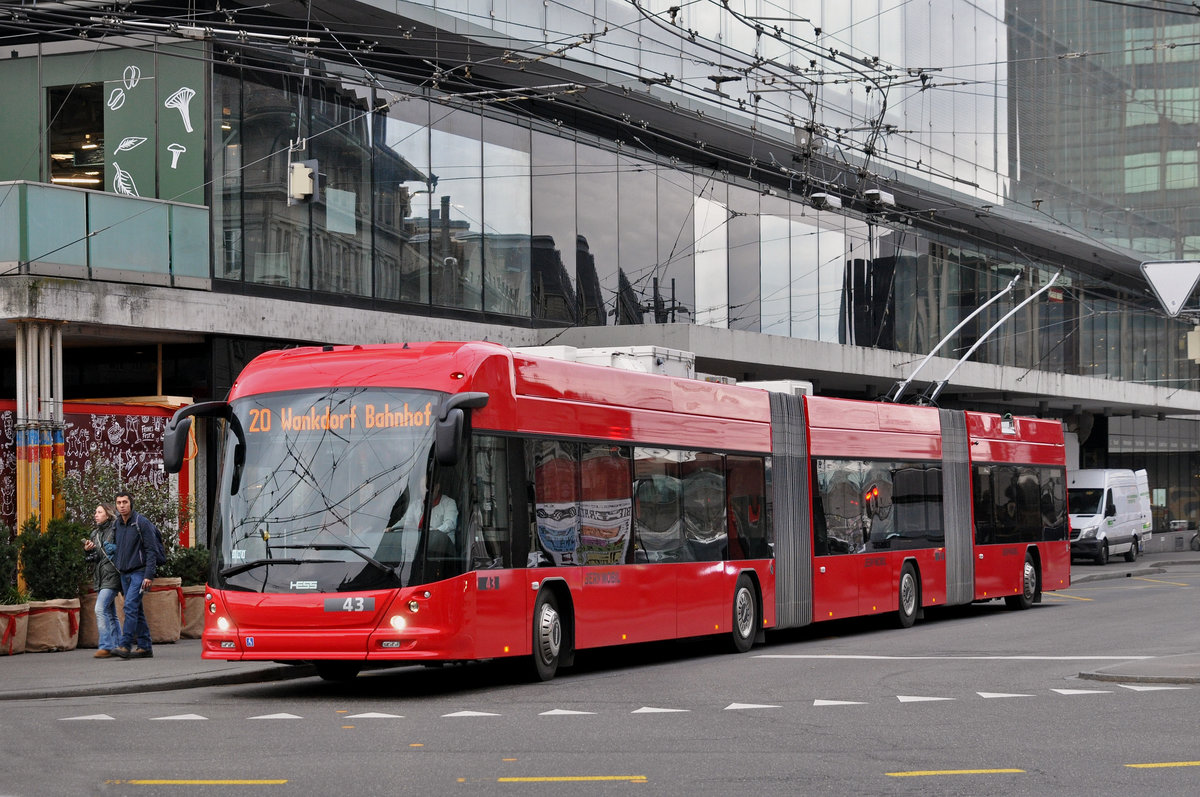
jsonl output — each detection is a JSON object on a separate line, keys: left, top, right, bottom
{"left": 0, "top": 402, "right": 187, "bottom": 543}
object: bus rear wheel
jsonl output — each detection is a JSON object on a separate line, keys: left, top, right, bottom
{"left": 729, "top": 574, "right": 758, "bottom": 653}
{"left": 531, "top": 591, "right": 563, "bottom": 682}
{"left": 1005, "top": 553, "right": 1038, "bottom": 610}
{"left": 896, "top": 564, "right": 918, "bottom": 629}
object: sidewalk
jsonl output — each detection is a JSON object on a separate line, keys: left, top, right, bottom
{"left": 1068, "top": 547, "right": 1200, "bottom": 684}
{"left": 2, "top": 549, "right": 1199, "bottom": 698}
{"left": 0, "top": 637, "right": 314, "bottom": 700}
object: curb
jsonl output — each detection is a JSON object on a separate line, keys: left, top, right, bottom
{"left": 0, "top": 663, "right": 316, "bottom": 701}
{"left": 1077, "top": 670, "right": 1200, "bottom": 685}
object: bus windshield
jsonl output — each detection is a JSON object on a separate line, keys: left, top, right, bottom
{"left": 212, "top": 387, "right": 450, "bottom": 593}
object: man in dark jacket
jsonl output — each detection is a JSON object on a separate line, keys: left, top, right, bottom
{"left": 112, "top": 491, "right": 160, "bottom": 659}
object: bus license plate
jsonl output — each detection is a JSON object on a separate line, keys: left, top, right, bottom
{"left": 324, "top": 597, "right": 375, "bottom": 612}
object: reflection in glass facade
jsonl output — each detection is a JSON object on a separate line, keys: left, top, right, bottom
{"left": 208, "top": 55, "right": 1199, "bottom": 391}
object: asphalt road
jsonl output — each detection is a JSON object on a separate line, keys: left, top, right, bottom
{"left": 5, "top": 564, "right": 1200, "bottom": 796}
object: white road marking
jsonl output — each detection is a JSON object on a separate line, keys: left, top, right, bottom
{"left": 345, "top": 712, "right": 404, "bottom": 718}
{"left": 758, "top": 654, "right": 1154, "bottom": 661}
{"left": 249, "top": 712, "right": 303, "bottom": 719}
{"left": 540, "top": 709, "right": 596, "bottom": 715}
{"left": 59, "top": 714, "right": 114, "bottom": 721}
{"left": 897, "top": 695, "right": 955, "bottom": 703}
{"left": 1051, "top": 688, "right": 1112, "bottom": 695}
{"left": 977, "top": 692, "right": 1035, "bottom": 699}
{"left": 150, "top": 713, "right": 207, "bottom": 720}
{"left": 1117, "top": 684, "right": 1191, "bottom": 692}
{"left": 632, "top": 707, "right": 689, "bottom": 713}
{"left": 813, "top": 699, "right": 866, "bottom": 706}
{"left": 443, "top": 710, "right": 500, "bottom": 717}
{"left": 724, "top": 702, "right": 780, "bottom": 710}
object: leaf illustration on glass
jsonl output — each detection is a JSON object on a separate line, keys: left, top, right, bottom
{"left": 111, "top": 162, "right": 140, "bottom": 197}
{"left": 114, "top": 136, "right": 147, "bottom": 153}
{"left": 122, "top": 65, "right": 141, "bottom": 90}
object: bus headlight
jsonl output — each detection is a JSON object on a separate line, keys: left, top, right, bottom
{"left": 408, "top": 600, "right": 420, "bottom": 613}
{"left": 389, "top": 615, "right": 407, "bottom": 631}
{"left": 216, "top": 616, "right": 231, "bottom": 631}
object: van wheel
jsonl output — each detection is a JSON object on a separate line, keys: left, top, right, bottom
{"left": 530, "top": 591, "right": 563, "bottom": 682}
{"left": 1191, "top": 534, "right": 1200, "bottom": 552}
{"left": 1124, "top": 538, "right": 1138, "bottom": 563}
{"left": 729, "top": 574, "right": 758, "bottom": 653}
{"left": 1095, "top": 541, "right": 1108, "bottom": 566}
{"left": 896, "top": 564, "right": 918, "bottom": 628}
{"left": 1005, "top": 554, "right": 1038, "bottom": 610}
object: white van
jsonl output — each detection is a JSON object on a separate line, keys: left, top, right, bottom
{"left": 1067, "top": 469, "right": 1153, "bottom": 565}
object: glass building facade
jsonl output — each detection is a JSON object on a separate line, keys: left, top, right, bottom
{"left": 3, "top": 1, "right": 1200, "bottom": 526}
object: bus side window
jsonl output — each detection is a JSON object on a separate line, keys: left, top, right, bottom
{"left": 471, "top": 435, "right": 512, "bottom": 569}
{"left": 529, "top": 439, "right": 580, "bottom": 567}
{"left": 727, "top": 455, "right": 766, "bottom": 560}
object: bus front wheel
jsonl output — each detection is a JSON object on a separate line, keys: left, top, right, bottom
{"left": 729, "top": 574, "right": 758, "bottom": 653}
{"left": 531, "top": 591, "right": 563, "bottom": 682}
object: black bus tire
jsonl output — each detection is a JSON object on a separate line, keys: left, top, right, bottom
{"left": 531, "top": 590, "right": 563, "bottom": 682}
{"left": 729, "top": 574, "right": 758, "bottom": 654}
{"left": 896, "top": 563, "right": 918, "bottom": 629}
{"left": 1005, "top": 552, "right": 1038, "bottom": 610}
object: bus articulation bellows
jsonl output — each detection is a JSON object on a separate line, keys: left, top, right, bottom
{"left": 164, "top": 341, "right": 1069, "bottom": 681}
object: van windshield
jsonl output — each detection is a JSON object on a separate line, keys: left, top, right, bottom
{"left": 1068, "top": 488, "right": 1104, "bottom": 515}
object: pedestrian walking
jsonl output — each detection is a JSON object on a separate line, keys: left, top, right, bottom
{"left": 82, "top": 503, "right": 121, "bottom": 658}
{"left": 112, "top": 491, "right": 161, "bottom": 659}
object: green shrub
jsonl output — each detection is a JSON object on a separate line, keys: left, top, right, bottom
{"left": 0, "top": 522, "right": 22, "bottom": 604}
{"left": 54, "top": 449, "right": 195, "bottom": 563}
{"left": 18, "top": 516, "right": 91, "bottom": 601}
{"left": 157, "top": 544, "right": 210, "bottom": 586}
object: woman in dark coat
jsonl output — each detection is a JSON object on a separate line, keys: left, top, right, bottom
{"left": 83, "top": 504, "right": 121, "bottom": 658}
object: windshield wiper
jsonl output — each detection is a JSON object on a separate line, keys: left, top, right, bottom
{"left": 301, "top": 543, "right": 399, "bottom": 579}
{"left": 219, "top": 557, "right": 341, "bottom": 578}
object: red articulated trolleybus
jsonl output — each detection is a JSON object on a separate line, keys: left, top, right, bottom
{"left": 163, "top": 341, "right": 1069, "bottom": 681}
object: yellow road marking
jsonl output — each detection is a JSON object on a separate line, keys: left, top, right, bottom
{"left": 886, "top": 769, "right": 1024, "bottom": 777}
{"left": 108, "top": 780, "right": 287, "bottom": 786}
{"left": 1132, "top": 577, "right": 1190, "bottom": 586}
{"left": 496, "top": 776, "right": 648, "bottom": 783}
{"left": 1045, "top": 592, "right": 1092, "bottom": 601}
{"left": 1126, "top": 761, "right": 1200, "bottom": 769}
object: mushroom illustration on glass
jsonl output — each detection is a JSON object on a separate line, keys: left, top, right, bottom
{"left": 122, "top": 65, "right": 141, "bottom": 90}
{"left": 164, "top": 86, "right": 196, "bottom": 133}
{"left": 167, "top": 143, "right": 186, "bottom": 169}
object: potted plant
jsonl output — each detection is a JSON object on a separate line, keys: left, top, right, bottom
{"left": 0, "top": 522, "right": 29, "bottom": 656}
{"left": 158, "top": 544, "right": 210, "bottom": 638}
{"left": 19, "top": 516, "right": 90, "bottom": 652}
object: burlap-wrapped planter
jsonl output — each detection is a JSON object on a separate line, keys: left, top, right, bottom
{"left": 116, "top": 577, "right": 183, "bottom": 643}
{"left": 25, "top": 598, "right": 80, "bottom": 652}
{"left": 78, "top": 590, "right": 99, "bottom": 649}
{"left": 144, "top": 577, "right": 182, "bottom": 643}
{"left": 180, "top": 585, "right": 206, "bottom": 639}
{"left": 0, "top": 603, "right": 29, "bottom": 655}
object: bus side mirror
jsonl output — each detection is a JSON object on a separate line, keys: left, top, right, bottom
{"left": 433, "top": 392, "right": 489, "bottom": 465}
{"left": 163, "top": 400, "right": 245, "bottom": 493}
{"left": 163, "top": 417, "right": 192, "bottom": 474}
{"left": 164, "top": 400, "right": 236, "bottom": 474}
